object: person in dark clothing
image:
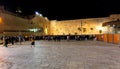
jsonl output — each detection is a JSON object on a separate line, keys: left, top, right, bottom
{"left": 11, "top": 37, "right": 14, "bottom": 45}
{"left": 31, "top": 38, "right": 35, "bottom": 48}
{"left": 5, "top": 37, "right": 8, "bottom": 47}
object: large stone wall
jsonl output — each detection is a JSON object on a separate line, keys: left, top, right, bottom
{"left": 50, "top": 17, "right": 110, "bottom": 35}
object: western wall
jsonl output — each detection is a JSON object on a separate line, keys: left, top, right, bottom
{"left": 49, "top": 14, "right": 120, "bottom": 35}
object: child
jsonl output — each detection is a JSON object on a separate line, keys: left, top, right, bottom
{"left": 31, "top": 38, "right": 35, "bottom": 48}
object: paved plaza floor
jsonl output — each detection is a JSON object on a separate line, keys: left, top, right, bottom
{"left": 0, "top": 40, "right": 120, "bottom": 69}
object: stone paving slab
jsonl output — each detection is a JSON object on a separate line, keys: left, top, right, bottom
{"left": 0, "top": 40, "right": 120, "bottom": 69}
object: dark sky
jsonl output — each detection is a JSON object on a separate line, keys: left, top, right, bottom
{"left": 0, "top": 0, "right": 120, "bottom": 20}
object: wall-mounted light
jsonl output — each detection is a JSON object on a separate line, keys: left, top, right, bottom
{"left": 29, "top": 28, "right": 38, "bottom": 32}
{"left": 0, "top": 17, "right": 3, "bottom": 23}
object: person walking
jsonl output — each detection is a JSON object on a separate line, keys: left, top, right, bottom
{"left": 31, "top": 38, "right": 35, "bottom": 48}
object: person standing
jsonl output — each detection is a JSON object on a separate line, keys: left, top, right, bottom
{"left": 18, "top": 36, "right": 22, "bottom": 45}
{"left": 11, "top": 36, "right": 14, "bottom": 45}
{"left": 67, "top": 35, "right": 70, "bottom": 41}
{"left": 5, "top": 37, "right": 8, "bottom": 47}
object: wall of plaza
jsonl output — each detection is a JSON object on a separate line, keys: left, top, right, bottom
{"left": 50, "top": 17, "right": 111, "bottom": 35}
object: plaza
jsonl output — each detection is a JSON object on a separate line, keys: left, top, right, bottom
{"left": 0, "top": 40, "right": 120, "bottom": 69}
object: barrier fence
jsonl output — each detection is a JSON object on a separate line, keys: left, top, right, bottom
{"left": 96, "top": 34, "right": 120, "bottom": 44}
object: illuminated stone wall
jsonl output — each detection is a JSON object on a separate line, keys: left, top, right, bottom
{"left": 31, "top": 15, "right": 50, "bottom": 35}
{"left": 50, "top": 17, "right": 110, "bottom": 35}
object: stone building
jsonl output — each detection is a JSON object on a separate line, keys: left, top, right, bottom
{"left": 0, "top": 6, "right": 49, "bottom": 36}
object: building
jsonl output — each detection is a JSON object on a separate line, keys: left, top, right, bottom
{"left": 0, "top": 6, "right": 49, "bottom": 36}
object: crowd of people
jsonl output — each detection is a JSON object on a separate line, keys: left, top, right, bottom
{"left": 0, "top": 35, "right": 96, "bottom": 47}
{"left": 0, "top": 35, "right": 31, "bottom": 47}
{"left": 41, "top": 35, "right": 96, "bottom": 41}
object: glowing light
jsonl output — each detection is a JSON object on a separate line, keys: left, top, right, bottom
{"left": 96, "top": 26, "right": 103, "bottom": 30}
{"left": 45, "top": 17, "right": 48, "bottom": 20}
{"left": 29, "top": 28, "right": 38, "bottom": 32}
{"left": 45, "top": 28, "right": 48, "bottom": 34}
{"left": 35, "top": 12, "right": 39, "bottom": 15}
{"left": 0, "top": 17, "right": 2, "bottom": 23}
{"left": 35, "top": 11, "right": 43, "bottom": 16}
{"left": 18, "top": 10, "right": 22, "bottom": 13}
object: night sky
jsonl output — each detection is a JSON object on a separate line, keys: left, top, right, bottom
{"left": 0, "top": 0, "right": 120, "bottom": 20}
